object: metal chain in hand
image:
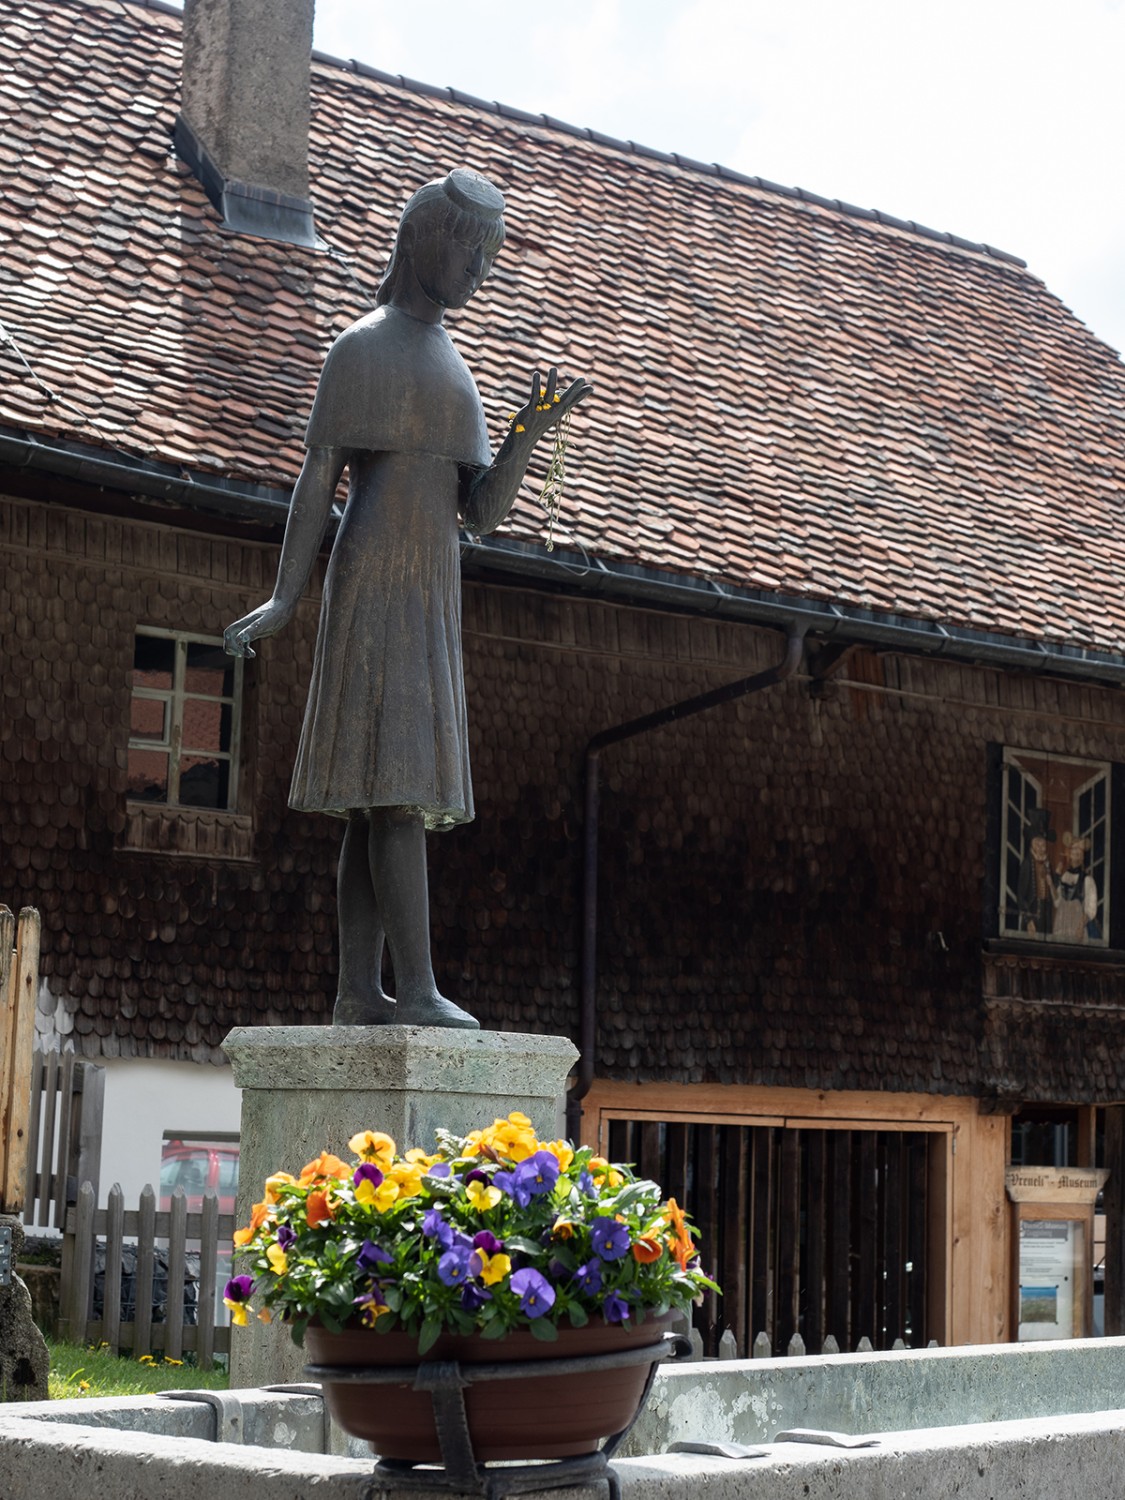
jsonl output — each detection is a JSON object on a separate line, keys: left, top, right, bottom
{"left": 538, "top": 408, "right": 572, "bottom": 552}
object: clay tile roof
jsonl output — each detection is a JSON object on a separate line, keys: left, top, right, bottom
{"left": 4, "top": 0, "right": 1125, "bottom": 654}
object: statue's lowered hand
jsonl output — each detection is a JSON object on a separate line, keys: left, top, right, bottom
{"left": 224, "top": 598, "right": 296, "bottom": 658}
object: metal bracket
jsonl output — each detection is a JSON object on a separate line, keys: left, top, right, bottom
{"left": 163, "top": 1388, "right": 245, "bottom": 1443}
{"left": 773, "top": 1428, "right": 881, "bottom": 1449}
{"left": 0, "top": 1225, "right": 11, "bottom": 1288}
{"left": 669, "top": 1440, "right": 767, "bottom": 1459}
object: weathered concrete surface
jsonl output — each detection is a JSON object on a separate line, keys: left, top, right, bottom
{"left": 0, "top": 1415, "right": 371, "bottom": 1500}
{"left": 0, "top": 1217, "right": 49, "bottom": 1402}
{"left": 624, "top": 1335, "right": 1125, "bottom": 1455}
{"left": 223, "top": 1024, "right": 577, "bottom": 1390}
{"left": 6, "top": 1409, "right": 1125, "bottom": 1500}
{"left": 12, "top": 1386, "right": 328, "bottom": 1451}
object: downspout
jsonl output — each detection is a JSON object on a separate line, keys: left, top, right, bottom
{"left": 567, "top": 627, "right": 806, "bottom": 1139}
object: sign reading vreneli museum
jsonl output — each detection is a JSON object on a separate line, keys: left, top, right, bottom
{"left": 1005, "top": 1167, "right": 1108, "bottom": 1204}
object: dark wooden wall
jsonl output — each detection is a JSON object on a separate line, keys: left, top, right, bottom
{"left": 5, "top": 488, "right": 1125, "bottom": 1103}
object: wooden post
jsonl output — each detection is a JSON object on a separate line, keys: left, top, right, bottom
{"left": 1103, "top": 1107, "right": 1125, "bottom": 1336}
{"left": 0, "top": 907, "right": 40, "bottom": 1214}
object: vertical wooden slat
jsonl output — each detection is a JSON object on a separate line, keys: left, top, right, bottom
{"left": 2, "top": 908, "right": 41, "bottom": 1212}
{"left": 855, "top": 1131, "right": 878, "bottom": 1348}
{"left": 719, "top": 1127, "right": 748, "bottom": 1356}
{"left": 907, "top": 1132, "right": 929, "bottom": 1347}
{"left": 750, "top": 1126, "right": 774, "bottom": 1349}
{"left": 24, "top": 1049, "right": 44, "bottom": 1225}
{"left": 804, "top": 1130, "right": 827, "bottom": 1354}
{"left": 42, "top": 1051, "right": 62, "bottom": 1228}
{"left": 663, "top": 1122, "right": 691, "bottom": 1207}
{"left": 197, "top": 1190, "right": 219, "bottom": 1370}
{"left": 65, "top": 1182, "right": 97, "bottom": 1343}
{"left": 777, "top": 1128, "right": 801, "bottom": 1351}
{"left": 638, "top": 1121, "right": 662, "bottom": 1183}
{"left": 102, "top": 1184, "right": 125, "bottom": 1355}
{"left": 73, "top": 1060, "right": 104, "bottom": 1217}
{"left": 134, "top": 1185, "right": 157, "bottom": 1359}
{"left": 826, "top": 1130, "right": 852, "bottom": 1350}
{"left": 165, "top": 1188, "right": 188, "bottom": 1360}
{"left": 882, "top": 1135, "right": 904, "bottom": 1344}
{"left": 693, "top": 1124, "right": 720, "bottom": 1353}
{"left": 0, "top": 906, "right": 18, "bottom": 1201}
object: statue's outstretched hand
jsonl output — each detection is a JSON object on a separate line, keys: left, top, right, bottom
{"left": 510, "top": 367, "right": 592, "bottom": 443}
{"left": 224, "top": 598, "right": 295, "bottom": 658}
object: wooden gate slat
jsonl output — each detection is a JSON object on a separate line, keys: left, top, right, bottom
{"left": 826, "top": 1130, "right": 852, "bottom": 1350}
{"left": 777, "top": 1128, "right": 801, "bottom": 1351}
{"left": 854, "top": 1131, "right": 878, "bottom": 1347}
{"left": 134, "top": 1184, "right": 157, "bottom": 1359}
{"left": 102, "top": 1184, "right": 125, "bottom": 1353}
{"left": 197, "top": 1190, "right": 219, "bottom": 1370}
{"left": 164, "top": 1188, "right": 188, "bottom": 1360}
{"left": 804, "top": 1130, "right": 827, "bottom": 1354}
{"left": 749, "top": 1125, "right": 773, "bottom": 1350}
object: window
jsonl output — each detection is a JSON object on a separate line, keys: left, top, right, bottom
{"left": 995, "top": 748, "right": 1112, "bottom": 948}
{"left": 128, "top": 629, "right": 243, "bottom": 811}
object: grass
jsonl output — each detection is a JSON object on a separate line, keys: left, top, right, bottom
{"left": 46, "top": 1338, "right": 229, "bottom": 1400}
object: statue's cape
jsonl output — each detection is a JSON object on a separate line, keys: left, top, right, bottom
{"left": 304, "top": 306, "right": 491, "bottom": 467}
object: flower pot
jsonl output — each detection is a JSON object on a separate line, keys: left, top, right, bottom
{"left": 305, "top": 1313, "right": 674, "bottom": 1462}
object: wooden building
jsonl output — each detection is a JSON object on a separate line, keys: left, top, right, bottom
{"left": 4, "top": 0, "right": 1125, "bottom": 1352}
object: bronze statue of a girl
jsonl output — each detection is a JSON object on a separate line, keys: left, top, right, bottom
{"left": 225, "top": 169, "right": 589, "bottom": 1029}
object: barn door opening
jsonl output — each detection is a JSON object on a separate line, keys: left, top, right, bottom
{"left": 605, "top": 1116, "right": 943, "bottom": 1356}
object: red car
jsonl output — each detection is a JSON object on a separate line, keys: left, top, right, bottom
{"left": 159, "top": 1139, "right": 240, "bottom": 1216}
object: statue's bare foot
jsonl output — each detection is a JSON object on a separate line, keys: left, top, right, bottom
{"left": 332, "top": 990, "right": 396, "bottom": 1026}
{"left": 395, "top": 990, "right": 479, "bottom": 1030}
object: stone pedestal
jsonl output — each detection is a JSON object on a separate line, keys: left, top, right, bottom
{"left": 223, "top": 1025, "right": 578, "bottom": 1390}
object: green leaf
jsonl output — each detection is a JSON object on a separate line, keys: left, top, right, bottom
{"left": 418, "top": 1315, "right": 444, "bottom": 1355}
{"left": 565, "top": 1302, "right": 589, "bottom": 1328}
{"left": 504, "top": 1235, "right": 542, "bottom": 1256}
{"left": 381, "top": 1285, "right": 403, "bottom": 1312}
{"left": 529, "top": 1318, "right": 559, "bottom": 1342}
{"left": 479, "top": 1319, "right": 508, "bottom": 1339}
{"left": 289, "top": 1317, "right": 309, "bottom": 1347}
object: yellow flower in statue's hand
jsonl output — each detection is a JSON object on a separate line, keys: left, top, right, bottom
{"left": 474, "top": 1250, "right": 512, "bottom": 1286}
{"left": 466, "top": 1179, "right": 502, "bottom": 1212}
{"left": 515, "top": 423, "right": 526, "bottom": 433}
{"left": 224, "top": 1298, "right": 249, "bottom": 1327}
{"left": 348, "top": 1130, "right": 396, "bottom": 1170}
{"left": 266, "top": 1243, "right": 289, "bottom": 1276}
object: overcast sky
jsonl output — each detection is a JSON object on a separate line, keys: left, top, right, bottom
{"left": 312, "top": 0, "right": 1125, "bottom": 360}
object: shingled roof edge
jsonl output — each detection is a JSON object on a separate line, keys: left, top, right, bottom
{"left": 5, "top": 424, "right": 1119, "bottom": 685}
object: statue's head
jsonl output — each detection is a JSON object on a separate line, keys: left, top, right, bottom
{"left": 377, "top": 169, "right": 506, "bottom": 309}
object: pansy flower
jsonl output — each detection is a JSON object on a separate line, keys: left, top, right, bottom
{"left": 438, "top": 1247, "right": 474, "bottom": 1286}
{"left": 356, "top": 1240, "right": 394, "bottom": 1274}
{"left": 223, "top": 1274, "right": 255, "bottom": 1327}
{"left": 513, "top": 1151, "right": 560, "bottom": 1198}
{"left": 348, "top": 1131, "right": 396, "bottom": 1171}
{"left": 422, "top": 1207, "right": 455, "bottom": 1249}
{"left": 604, "top": 1292, "right": 631, "bottom": 1324}
{"left": 573, "top": 1259, "right": 602, "bottom": 1295}
{"left": 590, "top": 1216, "right": 630, "bottom": 1262}
{"left": 466, "top": 1179, "right": 502, "bottom": 1212}
{"left": 510, "top": 1267, "right": 555, "bottom": 1318}
{"left": 473, "top": 1250, "right": 512, "bottom": 1287}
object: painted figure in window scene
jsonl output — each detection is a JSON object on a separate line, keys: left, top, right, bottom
{"left": 1017, "top": 809, "right": 1056, "bottom": 936}
{"left": 1054, "top": 832, "right": 1099, "bottom": 944}
{"left": 224, "top": 169, "right": 590, "bottom": 1031}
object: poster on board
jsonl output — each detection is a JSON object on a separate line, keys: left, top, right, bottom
{"left": 1017, "top": 1218, "right": 1084, "bottom": 1341}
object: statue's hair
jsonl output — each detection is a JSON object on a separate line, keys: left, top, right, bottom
{"left": 377, "top": 169, "right": 506, "bottom": 306}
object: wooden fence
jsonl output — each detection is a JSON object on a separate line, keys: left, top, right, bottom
{"left": 24, "top": 1049, "right": 104, "bottom": 1231}
{"left": 0, "top": 905, "right": 40, "bottom": 1215}
{"left": 61, "top": 1182, "right": 234, "bottom": 1367}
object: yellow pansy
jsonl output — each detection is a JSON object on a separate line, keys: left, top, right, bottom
{"left": 542, "top": 1140, "right": 574, "bottom": 1172}
{"left": 266, "top": 1243, "right": 289, "bottom": 1276}
{"left": 475, "top": 1251, "right": 512, "bottom": 1287}
{"left": 348, "top": 1131, "right": 396, "bottom": 1171}
{"left": 389, "top": 1161, "right": 424, "bottom": 1198}
{"left": 466, "top": 1179, "right": 502, "bottom": 1212}
{"left": 224, "top": 1299, "right": 249, "bottom": 1327}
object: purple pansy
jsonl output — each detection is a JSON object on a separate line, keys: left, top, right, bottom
{"left": 356, "top": 1239, "right": 394, "bottom": 1273}
{"left": 603, "top": 1293, "right": 631, "bottom": 1323}
{"left": 423, "top": 1207, "right": 455, "bottom": 1249}
{"left": 590, "top": 1217, "right": 630, "bottom": 1262}
{"left": 472, "top": 1230, "right": 504, "bottom": 1256}
{"left": 353, "top": 1162, "right": 384, "bottom": 1189}
{"left": 224, "top": 1274, "right": 254, "bottom": 1303}
{"left": 573, "top": 1259, "right": 602, "bottom": 1295}
{"left": 576, "top": 1168, "right": 596, "bottom": 1197}
{"left": 438, "top": 1247, "right": 474, "bottom": 1286}
{"left": 276, "top": 1224, "right": 297, "bottom": 1251}
{"left": 510, "top": 1267, "right": 556, "bottom": 1318}
{"left": 493, "top": 1169, "right": 532, "bottom": 1208}
{"left": 465, "top": 1167, "right": 491, "bottom": 1185}
{"left": 427, "top": 1162, "right": 452, "bottom": 1179}
{"left": 460, "top": 1283, "right": 493, "bottom": 1313}
{"left": 512, "top": 1151, "right": 560, "bottom": 1199}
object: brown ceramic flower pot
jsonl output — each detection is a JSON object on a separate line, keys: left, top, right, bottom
{"left": 305, "top": 1313, "right": 673, "bottom": 1462}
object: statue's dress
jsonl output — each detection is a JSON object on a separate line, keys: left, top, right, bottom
{"left": 288, "top": 307, "right": 492, "bottom": 830}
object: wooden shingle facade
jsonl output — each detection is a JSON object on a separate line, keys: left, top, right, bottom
{"left": 5, "top": 0, "right": 1125, "bottom": 1351}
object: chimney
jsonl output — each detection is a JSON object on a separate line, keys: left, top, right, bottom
{"left": 174, "top": 0, "right": 316, "bottom": 247}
